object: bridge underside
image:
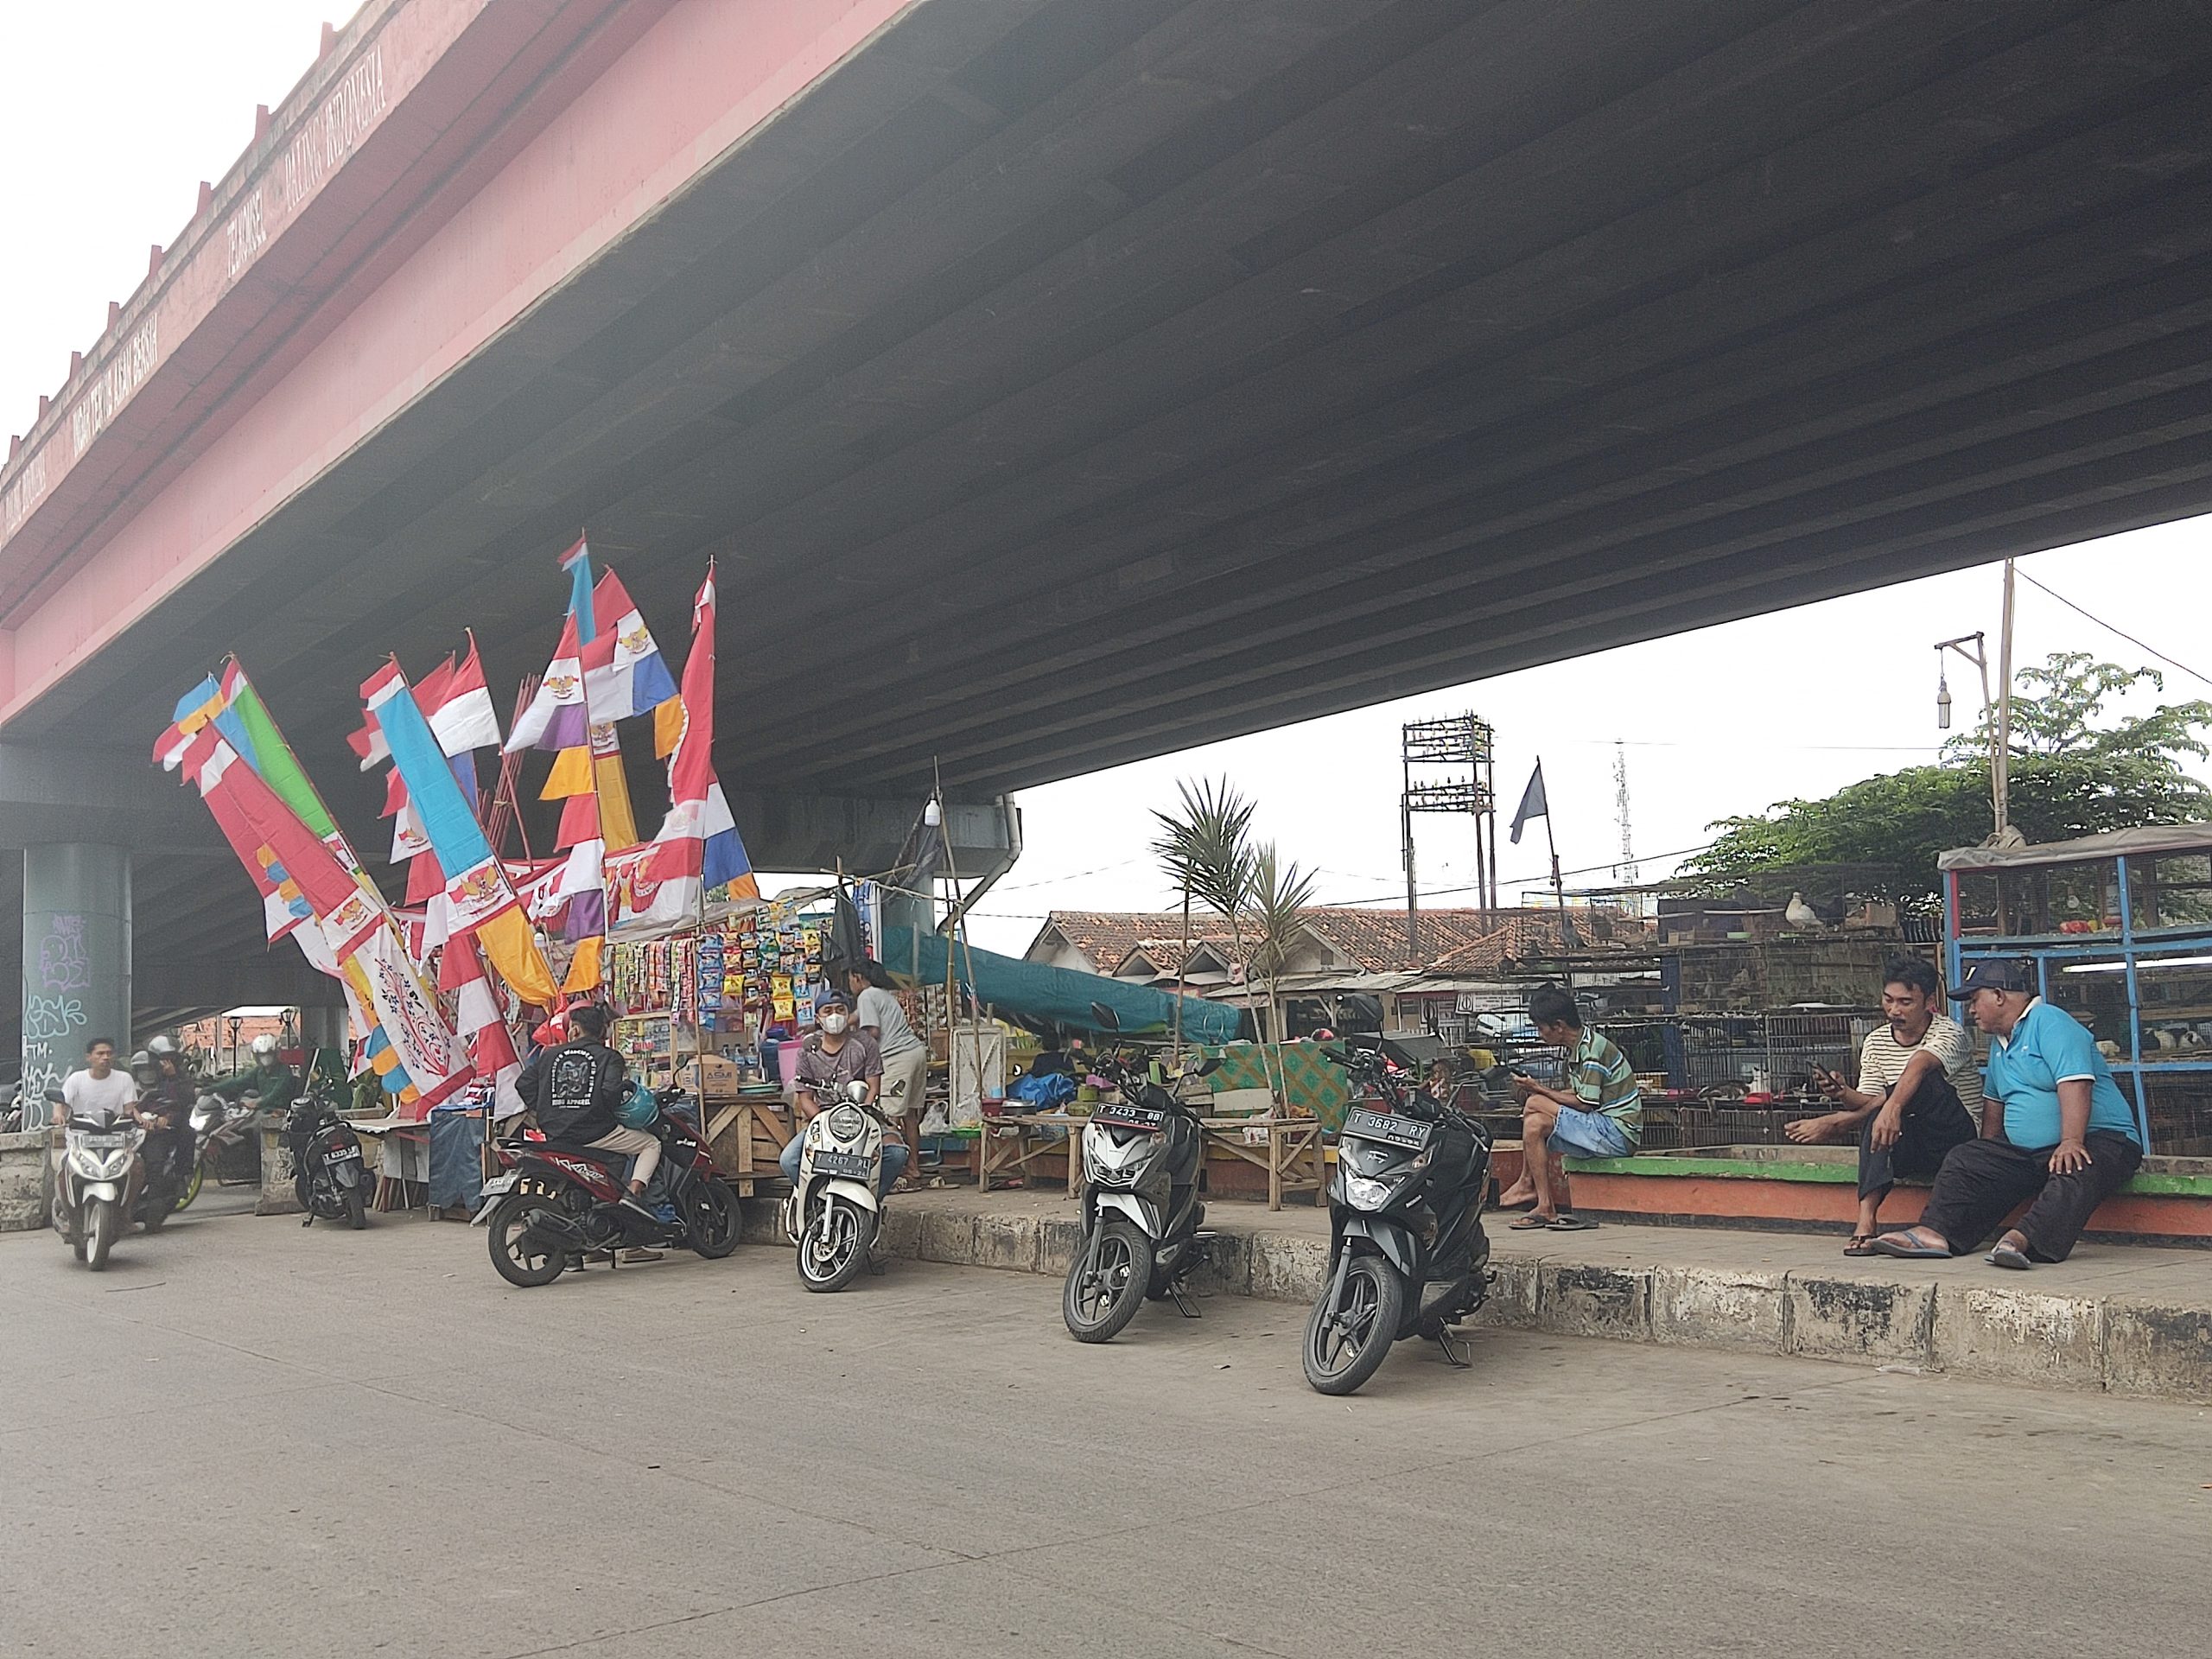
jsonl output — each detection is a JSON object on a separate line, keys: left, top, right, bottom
{"left": 12, "top": 0, "right": 2212, "bottom": 1027}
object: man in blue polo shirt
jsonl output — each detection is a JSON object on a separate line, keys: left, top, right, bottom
{"left": 1872, "top": 958, "right": 2143, "bottom": 1268}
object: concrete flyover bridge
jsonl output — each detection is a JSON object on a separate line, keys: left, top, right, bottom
{"left": 6, "top": 0, "right": 2212, "bottom": 1069}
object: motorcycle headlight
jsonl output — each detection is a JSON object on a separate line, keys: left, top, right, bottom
{"left": 1083, "top": 1128, "right": 1156, "bottom": 1186}
{"left": 827, "top": 1103, "right": 866, "bottom": 1141}
{"left": 1344, "top": 1174, "right": 1393, "bottom": 1211}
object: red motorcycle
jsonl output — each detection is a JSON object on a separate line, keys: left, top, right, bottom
{"left": 474, "top": 1087, "right": 742, "bottom": 1286}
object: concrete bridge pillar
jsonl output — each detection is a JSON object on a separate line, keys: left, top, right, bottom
{"left": 21, "top": 843, "right": 130, "bottom": 1123}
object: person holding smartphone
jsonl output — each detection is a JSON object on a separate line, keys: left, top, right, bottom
{"left": 1784, "top": 956, "right": 1981, "bottom": 1255}
{"left": 1496, "top": 984, "right": 1641, "bottom": 1230}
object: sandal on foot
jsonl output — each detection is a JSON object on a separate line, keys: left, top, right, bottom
{"left": 1986, "top": 1241, "right": 2032, "bottom": 1270}
{"left": 1868, "top": 1230, "right": 1949, "bottom": 1260}
{"left": 1509, "top": 1212, "right": 1556, "bottom": 1230}
{"left": 1842, "top": 1235, "right": 1879, "bottom": 1256}
{"left": 1547, "top": 1214, "right": 1599, "bottom": 1231}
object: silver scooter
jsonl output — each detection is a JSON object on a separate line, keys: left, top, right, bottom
{"left": 46, "top": 1086, "right": 146, "bottom": 1272}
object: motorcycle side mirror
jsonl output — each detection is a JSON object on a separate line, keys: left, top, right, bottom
{"left": 842, "top": 1080, "right": 869, "bottom": 1103}
{"left": 1193, "top": 1057, "right": 1222, "bottom": 1077}
{"left": 1090, "top": 1002, "right": 1120, "bottom": 1034}
{"left": 42, "top": 1086, "right": 65, "bottom": 1104}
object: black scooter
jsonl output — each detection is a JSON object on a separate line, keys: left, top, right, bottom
{"left": 1061, "top": 1004, "right": 1220, "bottom": 1342}
{"left": 1303, "top": 1039, "right": 1491, "bottom": 1395}
{"left": 285, "top": 1089, "right": 370, "bottom": 1230}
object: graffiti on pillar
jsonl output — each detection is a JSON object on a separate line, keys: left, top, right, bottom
{"left": 37, "top": 912, "right": 92, "bottom": 994}
{"left": 22, "top": 914, "right": 94, "bottom": 1116}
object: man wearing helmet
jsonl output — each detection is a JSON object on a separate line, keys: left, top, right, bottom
{"left": 211, "top": 1033, "right": 300, "bottom": 1122}
{"left": 136, "top": 1035, "right": 200, "bottom": 1187}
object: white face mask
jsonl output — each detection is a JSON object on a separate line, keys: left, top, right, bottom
{"left": 819, "top": 1013, "right": 849, "bottom": 1036}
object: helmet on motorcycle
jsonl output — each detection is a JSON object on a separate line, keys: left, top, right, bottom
{"left": 130, "top": 1049, "right": 159, "bottom": 1087}
{"left": 251, "top": 1033, "right": 280, "bottom": 1061}
{"left": 145, "top": 1033, "right": 179, "bottom": 1058}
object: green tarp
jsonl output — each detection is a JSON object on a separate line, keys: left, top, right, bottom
{"left": 882, "top": 926, "right": 1243, "bottom": 1046}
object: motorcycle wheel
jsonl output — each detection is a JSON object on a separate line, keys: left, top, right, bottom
{"left": 486, "top": 1192, "right": 568, "bottom": 1287}
{"left": 345, "top": 1187, "right": 368, "bottom": 1230}
{"left": 1302, "top": 1252, "right": 1402, "bottom": 1397}
{"left": 1063, "top": 1217, "right": 1154, "bottom": 1344}
{"left": 179, "top": 1160, "right": 204, "bottom": 1211}
{"left": 86, "top": 1198, "right": 120, "bottom": 1273}
{"left": 795, "top": 1197, "right": 869, "bottom": 1293}
{"left": 683, "top": 1179, "right": 741, "bottom": 1259}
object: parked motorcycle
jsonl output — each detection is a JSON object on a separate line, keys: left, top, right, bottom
{"left": 46, "top": 1086, "right": 144, "bottom": 1271}
{"left": 1062, "top": 1004, "right": 1221, "bottom": 1342}
{"left": 284, "top": 1089, "right": 370, "bottom": 1230}
{"left": 1302, "top": 1039, "right": 1492, "bottom": 1395}
{"left": 181, "top": 1090, "right": 261, "bottom": 1209}
{"left": 783, "top": 1079, "right": 889, "bottom": 1292}
{"left": 476, "top": 1086, "right": 741, "bottom": 1286}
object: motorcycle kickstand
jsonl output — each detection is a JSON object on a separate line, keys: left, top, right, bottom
{"left": 1431, "top": 1325, "right": 1471, "bottom": 1369}
{"left": 1166, "top": 1273, "right": 1202, "bottom": 1319}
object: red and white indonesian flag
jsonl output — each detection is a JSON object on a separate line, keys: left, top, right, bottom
{"left": 584, "top": 568, "right": 679, "bottom": 721}
{"left": 437, "top": 932, "right": 523, "bottom": 1118}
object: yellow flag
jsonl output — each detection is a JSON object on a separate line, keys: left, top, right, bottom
{"left": 654, "top": 696, "right": 685, "bottom": 760}
{"left": 539, "top": 746, "right": 594, "bottom": 799}
{"left": 477, "top": 906, "right": 560, "bottom": 1007}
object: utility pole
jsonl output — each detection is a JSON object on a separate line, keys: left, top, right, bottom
{"left": 1400, "top": 714, "right": 1498, "bottom": 966}
{"left": 1934, "top": 556, "right": 2020, "bottom": 845}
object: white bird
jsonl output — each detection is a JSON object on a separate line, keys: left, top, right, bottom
{"left": 1785, "top": 892, "right": 1825, "bottom": 931}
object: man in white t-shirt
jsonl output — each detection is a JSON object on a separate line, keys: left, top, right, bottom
{"left": 847, "top": 962, "right": 927, "bottom": 1191}
{"left": 58, "top": 1036, "right": 139, "bottom": 1127}
{"left": 1785, "top": 956, "right": 1980, "bottom": 1255}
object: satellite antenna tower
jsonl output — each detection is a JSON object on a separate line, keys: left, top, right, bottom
{"left": 1612, "top": 741, "right": 1642, "bottom": 918}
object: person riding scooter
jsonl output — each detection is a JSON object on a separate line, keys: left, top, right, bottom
{"left": 778, "top": 991, "right": 906, "bottom": 1196}
{"left": 211, "top": 1033, "right": 299, "bottom": 1125}
{"left": 137, "top": 1036, "right": 198, "bottom": 1189}
{"left": 515, "top": 1004, "right": 659, "bottom": 1221}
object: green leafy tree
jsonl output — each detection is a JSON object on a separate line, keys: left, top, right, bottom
{"left": 1686, "top": 654, "right": 2212, "bottom": 909}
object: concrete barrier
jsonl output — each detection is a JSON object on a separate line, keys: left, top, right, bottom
{"left": 0, "top": 1130, "right": 52, "bottom": 1232}
{"left": 734, "top": 1189, "right": 2212, "bottom": 1403}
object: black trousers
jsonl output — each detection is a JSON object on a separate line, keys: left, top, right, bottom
{"left": 1857, "top": 1074, "right": 1977, "bottom": 1199}
{"left": 1916, "top": 1129, "right": 2144, "bottom": 1262}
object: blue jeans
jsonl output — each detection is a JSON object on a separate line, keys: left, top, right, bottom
{"left": 1548, "top": 1104, "right": 1634, "bottom": 1159}
{"left": 780, "top": 1135, "right": 907, "bottom": 1197}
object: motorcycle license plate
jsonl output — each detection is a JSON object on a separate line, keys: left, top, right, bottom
{"left": 1344, "top": 1109, "right": 1431, "bottom": 1150}
{"left": 1090, "top": 1103, "right": 1165, "bottom": 1131}
{"left": 77, "top": 1133, "right": 128, "bottom": 1149}
{"left": 811, "top": 1151, "right": 874, "bottom": 1179}
{"left": 328, "top": 1147, "right": 361, "bottom": 1162}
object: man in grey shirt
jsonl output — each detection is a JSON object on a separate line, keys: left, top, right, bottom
{"left": 848, "top": 962, "right": 927, "bottom": 1190}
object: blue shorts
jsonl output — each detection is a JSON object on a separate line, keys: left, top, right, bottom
{"left": 1548, "top": 1104, "right": 1633, "bottom": 1160}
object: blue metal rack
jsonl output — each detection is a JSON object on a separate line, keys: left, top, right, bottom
{"left": 1942, "top": 830, "right": 2212, "bottom": 1152}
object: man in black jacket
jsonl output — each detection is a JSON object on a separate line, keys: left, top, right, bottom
{"left": 517, "top": 1004, "right": 658, "bottom": 1219}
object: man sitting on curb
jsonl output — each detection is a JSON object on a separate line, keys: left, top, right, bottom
{"left": 1785, "top": 955, "right": 1982, "bottom": 1255}
{"left": 1497, "top": 983, "right": 1641, "bottom": 1232}
{"left": 1872, "top": 958, "right": 2144, "bottom": 1268}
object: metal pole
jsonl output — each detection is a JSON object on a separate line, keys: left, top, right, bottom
{"left": 1401, "top": 790, "right": 1420, "bottom": 968}
{"left": 1995, "top": 557, "right": 2016, "bottom": 839}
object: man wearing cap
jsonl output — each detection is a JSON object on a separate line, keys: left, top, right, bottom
{"left": 1872, "top": 959, "right": 2144, "bottom": 1268}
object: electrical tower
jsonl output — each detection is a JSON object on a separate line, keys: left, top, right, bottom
{"left": 1612, "top": 741, "right": 1642, "bottom": 918}
{"left": 1401, "top": 714, "right": 1498, "bottom": 965}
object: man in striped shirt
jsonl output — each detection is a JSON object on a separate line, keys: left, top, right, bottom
{"left": 1498, "top": 983, "right": 1641, "bottom": 1231}
{"left": 1785, "top": 955, "right": 1981, "bottom": 1255}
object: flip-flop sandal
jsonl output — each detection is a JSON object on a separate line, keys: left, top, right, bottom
{"left": 1509, "top": 1212, "right": 1556, "bottom": 1230}
{"left": 1868, "top": 1232, "right": 1949, "bottom": 1259}
{"left": 1986, "top": 1242, "right": 2032, "bottom": 1270}
{"left": 1547, "top": 1214, "right": 1599, "bottom": 1231}
{"left": 1843, "top": 1235, "right": 1879, "bottom": 1256}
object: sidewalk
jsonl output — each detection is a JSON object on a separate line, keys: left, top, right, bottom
{"left": 743, "top": 1185, "right": 2212, "bottom": 1402}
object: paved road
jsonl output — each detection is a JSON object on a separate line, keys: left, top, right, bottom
{"left": 3, "top": 1206, "right": 2206, "bottom": 1658}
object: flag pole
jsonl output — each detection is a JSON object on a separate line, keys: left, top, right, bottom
{"left": 1538, "top": 754, "right": 1573, "bottom": 989}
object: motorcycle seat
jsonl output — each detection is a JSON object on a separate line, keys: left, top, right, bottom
{"left": 538, "top": 1141, "right": 631, "bottom": 1168}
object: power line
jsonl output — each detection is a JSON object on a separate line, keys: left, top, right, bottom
{"left": 2014, "top": 568, "right": 2212, "bottom": 691}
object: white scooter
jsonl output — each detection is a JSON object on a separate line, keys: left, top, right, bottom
{"left": 782, "top": 1080, "right": 887, "bottom": 1292}
{"left": 47, "top": 1087, "right": 146, "bottom": 1272}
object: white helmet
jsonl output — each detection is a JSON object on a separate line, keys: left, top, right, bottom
{"left": 251, "top": 1034, "right": 280, "bottom": 1060}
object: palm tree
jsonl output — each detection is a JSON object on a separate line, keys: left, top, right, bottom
{"left": 1151, "top": 777, "right": 1255, "bottom": 1058}
{"left": 1249, "top": 842, "right": 1318, "bottom": 1052}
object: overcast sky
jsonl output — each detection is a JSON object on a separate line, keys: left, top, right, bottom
{"left": 9, "top": 3, "right": 2212, "bottom": 962}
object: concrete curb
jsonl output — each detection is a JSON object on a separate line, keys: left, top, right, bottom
{"left": 739, "top": 1201, "right": 2211, "bottom": 1402}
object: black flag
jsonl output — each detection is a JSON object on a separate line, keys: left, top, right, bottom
{"left": 1509, "top": 760, "right": 1548, "bottom": 846}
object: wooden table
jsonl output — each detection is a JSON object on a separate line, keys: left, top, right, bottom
{"left": 976, "top": 1112, "right": 1081, "bottom": 1195}
{"left": 1199, "top": 1115, "right": 1325, "bottom": 1211}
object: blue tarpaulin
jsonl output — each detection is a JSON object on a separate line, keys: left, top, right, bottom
{"left": 881, "top": 926, "right": 1243, "bottom": 1045}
